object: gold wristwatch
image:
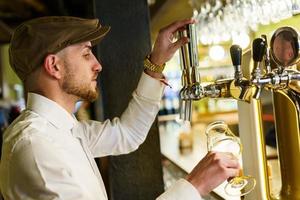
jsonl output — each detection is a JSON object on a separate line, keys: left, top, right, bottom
{"left": 144, "top": 55, "right": 165, "bottom": 73}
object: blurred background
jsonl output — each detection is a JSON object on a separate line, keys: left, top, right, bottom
{"left": 1, "top": 0, "right": 300, "bottom": 199}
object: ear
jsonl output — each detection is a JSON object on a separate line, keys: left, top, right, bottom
{"left": 43, "top": 54, "right": 63, "bottom": 79}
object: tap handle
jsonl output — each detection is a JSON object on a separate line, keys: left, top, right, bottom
{"left": 230, "top": 45, "right": 243, "bottom": 80}
{"left": 261, "top": 35, "right": 272, "bottom": 73}
{"left": 252, "top": 38, "right": 266, "bottom": 62}
{"left": 230, "top": 45, "right": 242, "bottom": 66}
{"left": 187, "top": 24, "right": 199, "bottom": 67}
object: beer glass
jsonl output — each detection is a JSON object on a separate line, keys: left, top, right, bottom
{"left": 205, "top": 121, "right": 256, "bottom": 196}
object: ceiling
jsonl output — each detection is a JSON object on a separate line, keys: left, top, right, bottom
{"left": 0, "top": 0, "right": 194, "bottom": 44}
{"left": 0, "top": 0, "right": 53, "bottom": 43}
{"left": 149, "top": 0, "right": 193, "bottom": 41}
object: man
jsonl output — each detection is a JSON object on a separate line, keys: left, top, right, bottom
{"left": 0, "top": 16, "right": 240, "bottom": 200}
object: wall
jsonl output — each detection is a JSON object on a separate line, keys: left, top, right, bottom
{"left": 95, "top": 1, "right": 164, "bottom": 199}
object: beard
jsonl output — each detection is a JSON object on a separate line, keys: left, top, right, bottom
{"left": 62, "top": 61, "right": 98, "bottom": 102}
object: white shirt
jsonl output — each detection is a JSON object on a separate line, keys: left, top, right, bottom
{"left": 0, "top": 73, "right": 201, "bottom": 200}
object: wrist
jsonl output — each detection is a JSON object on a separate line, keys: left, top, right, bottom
{"left": 186, "top": 176, "right": 206, "bottom": 196}
{"left": 144, "top": 68, "right": 163, "bottom": 79}
{"left": 148, "top": 54, "right": 164, "bottom": 66}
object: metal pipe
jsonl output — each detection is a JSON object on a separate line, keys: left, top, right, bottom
{"left": 178, "top": 24, "right": 200, "bottom": 121}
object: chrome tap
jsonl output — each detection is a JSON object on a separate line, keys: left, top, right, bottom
{"left": 178, "top": 23, "right": 201, "bottom": 121}
{"left": 250, "top": 31, "right": 300, "bottom": 94}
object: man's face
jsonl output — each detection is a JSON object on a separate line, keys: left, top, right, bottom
{"left": 59, "top": 42, "right": 101, "bottom": 102}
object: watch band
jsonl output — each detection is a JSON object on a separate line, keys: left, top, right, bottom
{"left": 144, "top": 55, "right": 165, "bottom": 73}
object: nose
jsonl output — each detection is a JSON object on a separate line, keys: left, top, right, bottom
{"left": 95, "top": 60, "right": 102, "bottom": 73}
{"left": 93, "top": 57, "right": 102, "bottom": 73}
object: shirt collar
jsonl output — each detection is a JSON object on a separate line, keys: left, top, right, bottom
{"left": 26, "top": 92, "right": 78, "bottom": 130}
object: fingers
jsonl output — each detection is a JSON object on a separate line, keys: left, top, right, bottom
{"left": 150, "top": 18, "right": 196, "bottom": 66}
{"left": 222, "top": 152, "right": 240, "bottom": 168}
{"left": 171, "top": 37, "right": 189, "bottom": 51}
{"left": 160, "top": 18, "right": 195, "bottom": 35}
{"left": 225, "top": 168, "right": 241, "bottom": 179}
{"left": 186, "top": 151, "right": 242, "bottom": 197}
{"left": 211, "top": 152, "right": 240, "bottom": 179}
{"left": 164, "top": 19, "right": 195, "bottom": 52}
{"left": 209, "top": 151, "right": 239, "bottom": 162}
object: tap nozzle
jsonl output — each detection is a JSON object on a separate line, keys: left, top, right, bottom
{"left": 253, "top": 86, "right": 262, "bottom": 99}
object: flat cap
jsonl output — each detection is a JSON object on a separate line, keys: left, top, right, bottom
{"left": 9, "top": 16, "right": 110, "bottom": 81}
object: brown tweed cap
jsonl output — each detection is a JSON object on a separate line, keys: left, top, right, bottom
{"left": 9, "top": 16, "right": 110, "bottom": 81}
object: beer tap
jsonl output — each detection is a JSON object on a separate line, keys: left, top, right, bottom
{"left": 227, "top": 44, "right": 253, "bottom": 102}
{"left": 177, "top": 24, "right": 300, "bottom": 199}
{"left": 251, "top": 38, "right": 267, "bottom": 99}
{"left": 250, "top": 34, "right": 300, "bottom": 94}
{"left": 228, "top": 33, "right": 300, "bottom": 200}
{"left": 230, "top": 45, "right": 243, "bottom": 82}
{"left": 178, "top": 38, "right": 254, "bottom": 121}
{"left": 259, "top": 27, "right": 300, "bottom": 200}
{"left": 178, "top": 24, "right": 201, "bottom": 121}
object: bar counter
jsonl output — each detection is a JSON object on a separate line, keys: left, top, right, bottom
{"left": 158, "top": 115, "right": 280, "bottom": 200}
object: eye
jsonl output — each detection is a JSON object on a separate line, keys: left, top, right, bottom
{"left": 83, "top": 53, "right": 91, "bottom": 59}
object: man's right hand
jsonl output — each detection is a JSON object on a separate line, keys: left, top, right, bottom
{"left": 186, "top": 152, "right": 240, "bottom": 196}
{"left": 150, "top": 18, "right": 194, "bottom": 67}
